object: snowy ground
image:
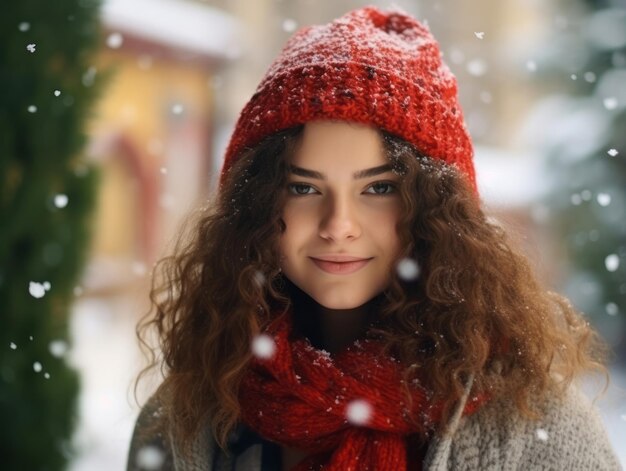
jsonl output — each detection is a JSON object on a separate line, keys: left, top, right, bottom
{"left": 68, "top": 291, "right": 154, "bottom": 471}
{"left": 67, "top": 293, "right": 626, "bottom": 470}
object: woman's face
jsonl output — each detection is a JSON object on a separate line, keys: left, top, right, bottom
{"left": 279, "top": 120, "right": 402, "bottom": 309}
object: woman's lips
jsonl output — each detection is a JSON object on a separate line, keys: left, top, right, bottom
{"left": 310, "top": 257, "right": 372, "bottom": 274}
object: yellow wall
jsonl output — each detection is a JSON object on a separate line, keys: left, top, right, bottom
{"left": 91, "top": 153, "right": 139, "bottom": 257}
{"left": 88, "top": 45, "right": 214, "bottom": 264}
{"left": 92, "top": 49, "right": 213, "bottom": 155}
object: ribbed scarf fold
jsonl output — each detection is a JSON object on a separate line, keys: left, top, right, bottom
{"left": 238, "top": 310, "right": 485, "bottom": 470}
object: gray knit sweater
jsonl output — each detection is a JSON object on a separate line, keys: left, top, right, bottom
{"left": 127, "top": 384, "right": 621, "bottom": 470}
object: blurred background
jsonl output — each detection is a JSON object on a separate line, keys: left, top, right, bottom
{"left": 1, "top": 0, "right": 625, "bottom": 469}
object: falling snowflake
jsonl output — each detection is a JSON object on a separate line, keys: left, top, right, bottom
{"left": 132, "top": 261, "right": 147, "bottom": 276}
{"left": 82, "top": 66, "right": 97, "bottom": 87}
{"left": 466, "top": 59, "right": 487, "bottom": 77}
{"left": 253, "top": 270, "right": 266, "bottom": 288}
{"left": 29, "top": 282, "right": 47, "bottom": 298}
{"left": 283, "top": 18, "right": 298, "bottom": 33}
{"left": 603, "top": 97, "right": 618, "bottom": 110}
{"left": 583, "top": 71, "right": 596, "bottom": 83}
{"left": 26, "top": 43, "right": 36, "bottom": 53}
{"left": 570, "top": 193, "right": 582, "bottom": 206}
{"left": 33, "top": 362, "right": 43, "bottom": 373}
{"left": 135, "top": 445, "right": 165, "bottom": 470}
{"left": 596, "top": 193, "right": 611, "bottom": 207}
{"left": 396, "top": 258, "right": 420, "bottom": 281}
{"left": 530, "top": 204, "right": 550, "bottom": 223}
{"left": 54, "top": 194, "right": 68, "bottom": 208}
{"left": 605, "top": 303, "right": 618, "bottom": 316}
{"left": 172, "top": 104, "right": 184, "bottom": 115}
{"left": 448, "top": 48, "right": 465, "bottom": 65}
{"left": 19, "top": 22, "right": 30, "bottom": 32}
{"left": 44, "top": 373, "right": 51, "bottom": 379}
{"left": 346, "top": 399, "right": 373, "bottom": 426}
{"left": 536, "top": 428, "right": 548, "bottom": 441}
{"left": 49, "top": 340, "right": 69, "bottom": 358}
{"left": 479, "top": 91, "right": 492, "bottom": 104}
{"left": 605, "top": 254, "right": 619, "bottom": 272}
{"left": 159, "top": 193, "right": 175, "bottom": 209}
{"left": 252, "top": 334, "right": 276, "bottom": 359}
{"left": 474, "top": 32, "right": 485, "bottom": 39}
{"left": 106, "top": 32, "right": 123, "bottom": 49}
{"left": 9, "top": 342, "right": 17, "bottom": 350}
{"left": 27, "top": 105, "right": 37, "bottom": 113}
{"left": 54, "top": 90, "right": 61, "bottom": 97}
{"left": 607, "top": 148, "right": 619, "bottom": 157}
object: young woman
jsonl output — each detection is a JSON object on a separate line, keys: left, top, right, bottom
{"left": 127, "top": 7, "right": 620, "bottom": 470}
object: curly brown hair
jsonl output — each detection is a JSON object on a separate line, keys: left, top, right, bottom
{"left": 135, "top": 123, "right": 608, "bottom": 455}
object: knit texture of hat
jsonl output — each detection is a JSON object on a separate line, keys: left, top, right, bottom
{"left": 221, "top": 6, "right": 476, "bottom": 192}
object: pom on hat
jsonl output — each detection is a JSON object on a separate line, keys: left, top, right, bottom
{"left": 220, "top": 6, "right": 476, "bottom": 192}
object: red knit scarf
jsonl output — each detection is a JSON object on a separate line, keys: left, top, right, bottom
{"left": 239, "top": 310, "right": 485, "bottom": 470}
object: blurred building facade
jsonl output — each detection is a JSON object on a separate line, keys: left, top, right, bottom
{"left": 85, "top": 0, "right": 239, "bottom": 294}
{"left": 70, "top": 1, "right": 239, "bottom": 469}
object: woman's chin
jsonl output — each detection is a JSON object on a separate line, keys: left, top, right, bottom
{"left": 308, "top": 293, "right": 375, "bottom": 311}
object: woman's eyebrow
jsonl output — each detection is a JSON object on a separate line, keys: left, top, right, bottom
{"left": 287, "top": 164, "right": 393, "bottom": 180}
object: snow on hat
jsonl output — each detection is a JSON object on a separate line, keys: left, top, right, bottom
{"left": 220, "top": 6, "right": 476, "bottom": 192}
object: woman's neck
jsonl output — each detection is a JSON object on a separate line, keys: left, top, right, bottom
{"left": 286, "top": 280, "right": 379, "bottom": 355}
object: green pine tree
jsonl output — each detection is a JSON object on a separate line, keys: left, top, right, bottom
{"left": 538, "top": 1, "right": 626, "bottom": 358}
{"left": 0, "top": 0, "right": 104, "bottom": 469}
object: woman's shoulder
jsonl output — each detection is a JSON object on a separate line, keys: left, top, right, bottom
{"left": 126, "top": 391, "right": 176, "bottom": 471}
{"left": 127, "top": 390, "right": 219, "bottom": 471}
{"left": 438, "top": 385, "right": 621, "bottom": 470}
{"left": 126, "top": 390, "right": 259, "bottom": 471}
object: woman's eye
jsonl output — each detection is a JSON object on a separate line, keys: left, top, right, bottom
{"left": 287, "top": 183, "right": 317, "bottom": 195}
{"left": 366, "top": 181, "right": 396, "bottom": 195}
{"left": 287, "top": 181, "right": 397, "bottom": 196}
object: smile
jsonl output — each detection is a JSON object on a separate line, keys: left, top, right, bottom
{"left": 310, "top": 257, "right": 372, "bottom": 275}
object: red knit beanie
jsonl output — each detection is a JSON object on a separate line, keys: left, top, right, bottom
{"left": 221, "top": 6, "right": 477, "bottom": 192}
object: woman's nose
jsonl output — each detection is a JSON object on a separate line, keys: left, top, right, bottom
{"left": 318, "top": 195, "right": 362, "bottom": 241}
